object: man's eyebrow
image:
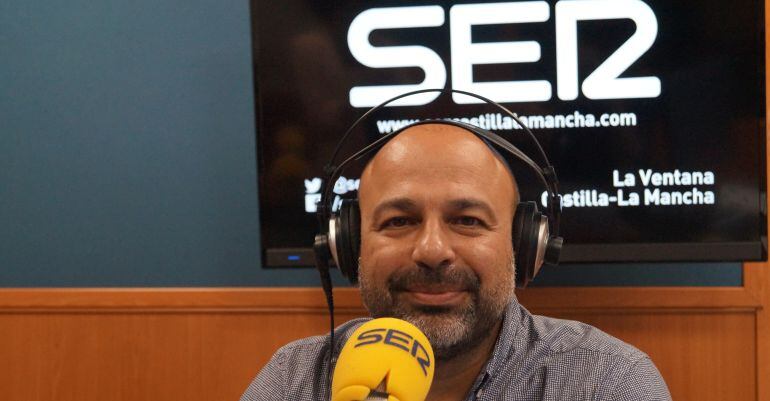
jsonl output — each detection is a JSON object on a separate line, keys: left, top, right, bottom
{"left": 447, "top": 198, "right": 497, "bottom": 218}
{"left": 371, "top": 197, "right": 419, "bottom": 221}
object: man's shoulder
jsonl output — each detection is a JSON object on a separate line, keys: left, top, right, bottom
{"left": 493, "top": 308, "right": 671, "bottom": 400}
{"left": 528, "top": 312, "right": 646, "bottom": 363}
{"left": 272, "top": 316, "right": 371, "bottom": 364}
{"left": 240, "top": 317, "right": 371, "bottom": 401}
{"left": 526, "top": 314, "right": 672, "bottom": 400}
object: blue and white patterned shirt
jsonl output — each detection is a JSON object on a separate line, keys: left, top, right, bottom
{"left": 241, "top": 298, "right": 672, "bottom": 401}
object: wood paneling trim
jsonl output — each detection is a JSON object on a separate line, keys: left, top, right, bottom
{"left": 0, "top": 286, "right": 760, "bottom": 313}
{"left": 517, "top": 286, "right": 761, "bottom": 311}
{"left": 745, "top": 262, "right": 768, "bottom": 401}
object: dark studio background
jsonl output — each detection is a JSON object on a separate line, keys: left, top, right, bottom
{"left": 0, "top": 0, "right": 743, "bottom": 287}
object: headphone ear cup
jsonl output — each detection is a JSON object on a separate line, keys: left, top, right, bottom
{"left": 513, "top": 202, "right": 539, "bottom": 288}
{"left": 335, "top": 199, "right": 361, "bottom": 284}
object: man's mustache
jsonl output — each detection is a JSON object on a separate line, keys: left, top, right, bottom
{"left": 387, "top": 266, "right": 481, "bottom": 293}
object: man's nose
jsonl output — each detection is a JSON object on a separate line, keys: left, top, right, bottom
{"left": 411, "top": 218, "right": 455, "bottom": 269}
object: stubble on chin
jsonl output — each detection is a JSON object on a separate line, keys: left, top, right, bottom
{"left": 392, "top": 296, "right": 480, "bottom": 360}
{"left": 358, "top": 263, "right": 513, "bottom": 361}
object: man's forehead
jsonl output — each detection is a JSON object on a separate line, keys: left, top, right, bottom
{"left": 358, "top": 123, "right": 518, "bottom": 207}
{"left": 364, "top": 124, "right": 506, "bottom": 173}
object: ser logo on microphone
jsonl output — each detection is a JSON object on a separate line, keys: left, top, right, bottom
{"left": 354, "top": 328, "right": 432, "bottom": 376}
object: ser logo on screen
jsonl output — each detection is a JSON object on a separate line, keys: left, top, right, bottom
{"left": 347, "top": 0, "right": 661, "bottom": 107}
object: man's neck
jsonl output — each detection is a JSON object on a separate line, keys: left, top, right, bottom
{"left": 425, "top": 320, "right": 502, "bottom": 401}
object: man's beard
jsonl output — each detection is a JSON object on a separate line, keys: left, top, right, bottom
{"left": 358, "top": 258, "right": 514, "bottom": 361}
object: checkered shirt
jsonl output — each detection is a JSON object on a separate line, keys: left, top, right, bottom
{"left": 240, "top": 298, "right": 672, "bottom": 401}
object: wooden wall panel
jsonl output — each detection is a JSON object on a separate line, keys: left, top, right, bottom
{"left": 0, "top": 287, "right": 762, "bottom": 401}
{"left": 0, "top": 311, "right": 356, "bottom": 401}
{"left": 746, "top": 262, "right": 769, "bottom": 401}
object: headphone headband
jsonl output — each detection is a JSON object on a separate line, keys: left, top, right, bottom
{"left": 318, "top": 88, "right": 562, "bottom": 236}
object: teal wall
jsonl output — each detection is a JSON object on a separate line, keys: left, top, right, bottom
{"left": 0, "top": 0, "right": 741, "bottom": 287}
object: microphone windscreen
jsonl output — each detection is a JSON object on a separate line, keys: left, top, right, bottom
{"left": 332, "top": 318, "right": 435, "bottom": 401}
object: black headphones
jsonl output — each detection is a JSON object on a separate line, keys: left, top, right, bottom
{"left": 314, "top": 89, "right": 563, "bottom": 289}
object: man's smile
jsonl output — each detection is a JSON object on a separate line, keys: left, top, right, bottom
{"left": 399, "top": 286, "right": 470, "bottom": 306}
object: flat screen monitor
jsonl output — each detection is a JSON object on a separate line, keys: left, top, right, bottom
{"left": 250, "top": 0, "right": 767, "bottom": 267}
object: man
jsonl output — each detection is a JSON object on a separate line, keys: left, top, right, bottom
{"left": 241, "top": 123, "right": 671, "bottom": 401}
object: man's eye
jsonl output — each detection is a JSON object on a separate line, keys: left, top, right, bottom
{"left": 382, "top": 217, "right": 412, "bottom": 228}
{"left": 454, "top": 216, "right": 482, "bottom": 227}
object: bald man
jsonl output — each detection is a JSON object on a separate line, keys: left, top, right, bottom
{"left": 241, "top": 124, "right": 671, "bottom": 401}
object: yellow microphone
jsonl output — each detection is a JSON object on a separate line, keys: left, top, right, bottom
{"left": 332, "top": 318, "right": 435, "bottom": 401}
